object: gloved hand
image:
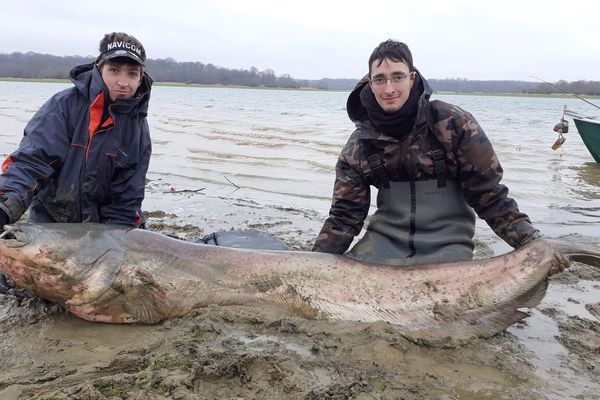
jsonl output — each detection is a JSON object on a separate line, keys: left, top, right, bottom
{"left": 0, "top": 208, "right": 9, "bottom": 230}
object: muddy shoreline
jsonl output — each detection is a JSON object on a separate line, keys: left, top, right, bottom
{"left": 1, "top": 192, "right": 599, "bottom": 399}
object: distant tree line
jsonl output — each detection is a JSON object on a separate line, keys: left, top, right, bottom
{"left": 427, "top": 78, "right": 600, "bottom": 96}
{"left": 1, "top": 52, "right": 599, "bottom": 95}
{"left": 0, "top": 52, "right": 93, "bottom": 80}
{"left": 0, "top": 52, "right": 316, "bottom": 89}
{"left": 524, "top": 79, "right": 600, "bottom": 96}
{"left": 428, "top": 78, "right": 538, "bottom": 93}
{"left": 146, "top": 57, "right": 313, "bottom": 88}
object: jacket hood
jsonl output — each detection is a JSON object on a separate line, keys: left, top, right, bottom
{"left": 346, "top": 68, "right": 433, "bottom": 133}
{"left": 69, "top": 62, "right": 153, "bottom": 115}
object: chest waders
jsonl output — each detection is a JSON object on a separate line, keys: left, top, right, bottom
{"left": 347, "top": 140, "right": 475, "bottom": 265}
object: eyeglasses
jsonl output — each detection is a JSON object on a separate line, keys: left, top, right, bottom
{"left": 370, "top": 72, "right": 413, "bottom": 86}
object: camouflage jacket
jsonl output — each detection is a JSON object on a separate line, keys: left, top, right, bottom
{"left": 312, "top": 73, "right": 539, "bottom": 254}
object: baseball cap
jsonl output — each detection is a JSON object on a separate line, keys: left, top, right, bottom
{"left": 98, "top": 39, "right": 146, "bottom": 66}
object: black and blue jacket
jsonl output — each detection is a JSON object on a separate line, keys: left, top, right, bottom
{"left": 0, "top": 62, "right": 152, "bottom": 226}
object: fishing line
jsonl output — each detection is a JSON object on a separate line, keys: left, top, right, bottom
{"left": 530, "top": 75, "right": 600, "bottom": 111}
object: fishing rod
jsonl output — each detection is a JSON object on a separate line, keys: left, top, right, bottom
{"left": 530, "top": 75, "right": 600, "bottom": 111}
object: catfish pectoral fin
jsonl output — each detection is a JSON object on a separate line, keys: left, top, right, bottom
{"left": 119, "top": 268, "right": 173, "bottom": 324}
{"left": 68, "top": 267, "right": 172, "bottom": 324}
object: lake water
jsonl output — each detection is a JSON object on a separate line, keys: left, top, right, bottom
{"left": 1, "top": 81, "right": 599, "bottom": 398}
{"left": 1, "top": 80, "right": 598, "bottom": 253}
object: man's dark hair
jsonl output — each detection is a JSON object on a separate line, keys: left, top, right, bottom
{"left": 97, "top": 32, "right": 146, "bottom": 70}
{"left": 368, "top": 40, "right": 414, "bottom": 75}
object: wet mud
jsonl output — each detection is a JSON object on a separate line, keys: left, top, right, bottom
{"left": 1, "top": 193, "right": 599, "bottom": 399}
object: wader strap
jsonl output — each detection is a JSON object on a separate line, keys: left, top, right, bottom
{"left": 431, "top": 149, "right": 447, "bottom": 188}
{"left": 363, "top": 139, "right": 390, "bottom": 189}
{"left": 367, "top": 153, "right": 390, "bottom": 189}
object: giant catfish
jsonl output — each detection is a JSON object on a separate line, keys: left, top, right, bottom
{"left": 0, "top": 223, "right": 598, "bottom": 343}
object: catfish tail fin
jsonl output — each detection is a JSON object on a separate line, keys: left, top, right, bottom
{"left": 567, "top": 252, "right": 600, "bottom": 268}
{"left": 554, "top": 234, "right": 600, "bottom": 268}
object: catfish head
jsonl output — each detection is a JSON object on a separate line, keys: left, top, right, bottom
{"left": 0, "top": 223, "right": 171, "bottom": 323}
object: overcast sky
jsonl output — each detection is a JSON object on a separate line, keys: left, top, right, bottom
{"left": 2, "top": 0, "right": 599, "bottom": 82}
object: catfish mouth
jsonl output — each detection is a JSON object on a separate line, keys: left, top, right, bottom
{"left": 0, "top": 225, "right": 32, "bottom": 248}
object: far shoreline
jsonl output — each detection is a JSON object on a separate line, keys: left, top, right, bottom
{"left": 0, "top": 77, "right": 331, "bottom": 92}
{"left": 2, "top": 77, "right": 599, "bottom": 98}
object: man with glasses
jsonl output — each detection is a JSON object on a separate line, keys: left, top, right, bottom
{"left": 312, "top": 39, "right": 540, "bottom": 264}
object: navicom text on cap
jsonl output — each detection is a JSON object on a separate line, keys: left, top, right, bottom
{"left": 99, "top": 41, "right": 145, "bottom": 66}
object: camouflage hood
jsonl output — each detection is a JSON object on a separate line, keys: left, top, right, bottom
{"left": 346, "top": 69, "right": 433, "bottom": 139}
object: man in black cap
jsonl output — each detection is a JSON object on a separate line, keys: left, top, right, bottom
{"left": 0, "top": 32, "right": 152, "bottom": 293}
